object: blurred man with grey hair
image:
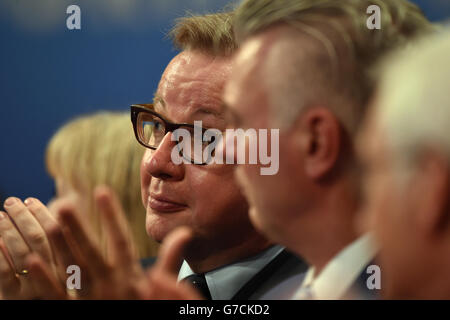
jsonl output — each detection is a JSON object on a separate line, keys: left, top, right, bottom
{"left": 223, "top": 0, "right": 434, "bottom": 299}
{"left": 358, "top": 30, "right": 450, "bottom": 299}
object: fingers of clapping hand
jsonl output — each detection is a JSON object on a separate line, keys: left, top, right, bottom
{"left": 56, "top": 202, "right": 109, "bottom": 278}
{"left": 1, "top": 197, "right": 59, "bottom": 299}
{"left": 20, "top": 197, "right": 57, "bottom": 264}
{"left": 23, "top": 197, "right": 58, "bottom": 239}
{"left": 45, "top": 222, "right": 79, "bottom": 285}
{"left": 51, "top": 192, "right": 143, "bottom": 300}
{"left": 42, "top": 198, "right": 84, "bottom": 281}
{"left": 25, "top": 253, "right": 67, "bottom": 299}
{"left": 147, "top": 269, "right": 203, "bottom": 300}
{"left": 95, "top": 186, "right": 135, "bottom": 266}
{"left": 148, "top": 227, "right": 202, "bottom": 300}
{"left": 0, "top": 236, "right": 20, "bottom": 298}
{"left": 154, "top": 226, "right": 193, "bottom": 276}
{"left": 146, "top": 227, "right": 200, "bottom": 300}
{"left": 0, "top": 202, "right": 33, "bottom": 273}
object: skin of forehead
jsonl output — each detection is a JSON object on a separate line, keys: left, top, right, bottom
{"left": 224, "top": 27, "right": 295, "bottom": 126}
{"left": 156, "top": 50, "right": 233, "bottom": 120}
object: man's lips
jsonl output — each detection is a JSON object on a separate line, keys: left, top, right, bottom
{"left": 147, "top": 194, "right": 187, "bottom": 213}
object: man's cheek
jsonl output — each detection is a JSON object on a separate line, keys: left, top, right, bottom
{"left": 371, "top": 183, "right": 386, "bottom": 226}
{"left": 361, "top": 178, "right": 383, "bottom": 239}
{"left": 234, "top": 165, "right": 255, "bottom": 202}
{"left": 234, "top": 166, "right": 247, "bottom": 189}
{"left": 140, "top": 152, "right": 153, "bottom": 207}
{"left": 375, "top": 186, "right": 396, "bottom": 246}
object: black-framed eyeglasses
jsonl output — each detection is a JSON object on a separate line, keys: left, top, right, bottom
{"left": 131, "top": 104, "right": 219, "bottom": 165}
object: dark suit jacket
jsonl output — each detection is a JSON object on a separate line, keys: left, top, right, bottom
{"left": 242, "top": 250, "right": 308, "bottom": 300}
{"left": 140, "top": 249, "right": 308, "bottom": 300}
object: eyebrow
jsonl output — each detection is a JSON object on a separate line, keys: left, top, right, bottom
{"left": 154, "top": 93, "right": 225, "bottom": 123}
{"left": 221, "top": 102, "right": 241, "bottom": 126}
{"left": 153, "top": 94, "right": 166, "bottom": 109}
{"left": 192, "top": 106, "right": 224, "bottom": 118}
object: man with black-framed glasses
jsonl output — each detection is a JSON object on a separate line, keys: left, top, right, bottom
{"left": 131, "top": 104, "right": 216, "bottom": 165}
{"left": 0, "top": 11, "right": 306, "bottom": 300}
{"left": 128, "top": 18, "right": 306, "bottom": 297}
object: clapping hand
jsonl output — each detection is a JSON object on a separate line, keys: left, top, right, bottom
{"left": 0, "top": 186, "right": 203, "bottom": 300}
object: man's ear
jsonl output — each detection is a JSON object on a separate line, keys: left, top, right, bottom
{"left": 411, "top": 151, "right": 450, "bottom": 238}
{"left": 295, "top": 107, "right": 341, "bottom": 180}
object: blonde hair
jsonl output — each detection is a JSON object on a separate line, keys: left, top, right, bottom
{"left": 234, "top": 0, "right": 435, "bottom": 133}
{"left": 169, "top": 11, "right": 237, "bottom": 56}
{"left": 46, "top": 111, "right": 158, "bottom": 259}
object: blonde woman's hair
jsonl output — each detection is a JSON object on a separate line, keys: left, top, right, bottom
{"left": 233, "top": 0, "right": 435, "bottom": 133}
{"left": 46, "top": 111, "right": 158, "bottom": 259}
{"left": 169, "top": 11, "right": 237, "bottom": 56}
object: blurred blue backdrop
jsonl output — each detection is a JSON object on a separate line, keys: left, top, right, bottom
{"left": 0, "top": 0, "right": 449, "bottom": 204}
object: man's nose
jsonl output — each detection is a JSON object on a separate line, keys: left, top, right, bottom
{"left": 142, "top": 132, "right": 184, "bottom": 181}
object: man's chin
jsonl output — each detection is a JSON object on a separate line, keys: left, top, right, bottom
{"left": 145, "top": 210, "right": 188, "bottom": 243}
{"left": 146, "top": 224, "right": 171, "bottom": 243}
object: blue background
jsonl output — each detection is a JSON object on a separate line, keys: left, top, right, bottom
{"left": 0, "top": 0, "right": 449, "bottom": 204}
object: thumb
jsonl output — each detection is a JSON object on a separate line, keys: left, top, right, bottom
{"left": 154, "top": 226, "right": 193, "bottom": 276}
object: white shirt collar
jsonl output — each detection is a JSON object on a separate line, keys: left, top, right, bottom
{"left": 178, "top": 245, "right": 284, "bottom": 300}
{"left": 295, "top": 233, "right": 378, "bottom": 300}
